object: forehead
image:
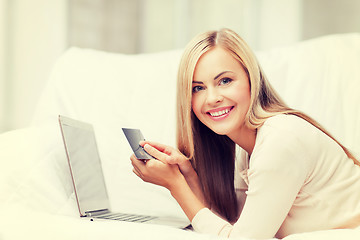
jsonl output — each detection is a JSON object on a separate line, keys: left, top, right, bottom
{"left": 193, "top": 46, "right": 243, "bottom": 81}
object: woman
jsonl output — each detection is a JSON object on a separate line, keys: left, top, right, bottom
{"left": 130, "top": 28, "right": 360, "bottom": 239}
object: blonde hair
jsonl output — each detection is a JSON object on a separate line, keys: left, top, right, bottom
{"left": 175, "top": 28, "right": 359, "bottom": 221}
{"left": 176, "top": 28, "right": 359, "bottom": 165}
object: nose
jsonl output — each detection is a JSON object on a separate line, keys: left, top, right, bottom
{"left": 205, "top": 87, "right": 223, "bottom": 106}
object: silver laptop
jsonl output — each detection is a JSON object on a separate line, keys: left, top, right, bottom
{"left": 58, "top": 115, "right": 189, "bottom": 228}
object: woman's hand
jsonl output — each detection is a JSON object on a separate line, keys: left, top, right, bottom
{"left": 139, "top": 141, "right": 194, "bottom": 177}
{"left": 130, "top": 153, "right": 206, "bottom": 223}
{"left": 137, "top": 141, "right": 207, "bottom": 207}
{"left": 130, "top": 154, "right": 185, "bottom": 191}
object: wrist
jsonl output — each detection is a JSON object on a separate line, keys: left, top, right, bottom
{"left": 168, "top": 174, "right": 187, "bottom": 195}
{"left": 182, "top": 165, "right": 199, "bottom": 186}
{"left": 179, "top": 160, "right": 196, "bottom": 177}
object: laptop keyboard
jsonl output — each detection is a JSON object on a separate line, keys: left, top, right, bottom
{"left": 95, "top": 212, "right": 157, "bottom": 223}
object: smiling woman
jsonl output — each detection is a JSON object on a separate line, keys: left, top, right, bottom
{"left": 129, "top": 28, "right": 360, "bottom": 239}
{"left": 191, "top": 46, "right": 252, "bottom": 140}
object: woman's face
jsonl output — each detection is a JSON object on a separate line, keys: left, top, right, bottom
{"left": 191, "top": 46, "right": 251, "bottom": 137}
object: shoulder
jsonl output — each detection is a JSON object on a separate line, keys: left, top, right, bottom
{"left": 258, "top": 114, "right": 320, "bottom": 144}
{"left": 262, "top": 114, "right": 314, "bottom": 134}
{"left": 250, "top": 114, "right": 317, "bottom": 172}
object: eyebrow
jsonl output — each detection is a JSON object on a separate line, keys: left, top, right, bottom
{"left": 192, "top": 71, "right": 232, "bottom": 84}
{"left": 192, "top": 80, "right": 203, "bottom": 84}
{"left": 214, "top": 71, "right": 231, "bottom": 80}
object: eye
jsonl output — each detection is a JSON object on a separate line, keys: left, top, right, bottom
{"left": 219, "top": 77, "right": 232, "bottom": 85}
{"left": 192, "top": 85, "right": 204, "bottom": 93}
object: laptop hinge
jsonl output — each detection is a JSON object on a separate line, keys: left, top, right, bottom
{"left": 85, "top": 209, "right": 110, "bottom": 217}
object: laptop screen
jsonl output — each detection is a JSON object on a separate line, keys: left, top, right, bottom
{"left": 59, "top": 116, "right": 110, "bottom": 216}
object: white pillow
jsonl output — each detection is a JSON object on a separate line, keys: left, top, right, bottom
{"left": 257, "top": 33, "right": 360, "bottom": 157}
{"left": 0, "top": 125, "right": 77, "bottom": 215}
{"left": 31, "top": 48, "right": 187, "bottom": 217}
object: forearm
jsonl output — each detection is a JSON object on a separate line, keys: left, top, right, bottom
{"left": 182, "top": 169, "right": 208, "bottom": 207}
{"left": 169, "top": 175, "right": 206, "bottom": 222}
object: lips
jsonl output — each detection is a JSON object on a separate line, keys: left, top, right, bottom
{"left": 207, "top": 106, "right": 234, "bottom": 120}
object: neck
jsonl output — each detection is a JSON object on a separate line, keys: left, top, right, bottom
{"left": 227, "top": 125, "right": 256, "bottom": 156}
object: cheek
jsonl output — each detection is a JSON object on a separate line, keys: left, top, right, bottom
{"left": 239, "top": 91, "right": 251, "bottom": 104}
{"left": 230, "top": 87, "right": 251, "bottom": 110}
{"left": 191, "top": 95, "right": 203, "bottom": 118}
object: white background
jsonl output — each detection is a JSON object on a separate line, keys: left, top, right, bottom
{"left": 1, "top": 0, "right": 359, "bottom": 133}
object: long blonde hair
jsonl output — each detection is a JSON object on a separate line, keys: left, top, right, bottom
{"left": 176, "top": 29, "right": 359, "bottom": 221}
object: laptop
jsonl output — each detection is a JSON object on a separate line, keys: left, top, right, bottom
{"left": 58, "top": 115, "right": 190, "bottom": 228}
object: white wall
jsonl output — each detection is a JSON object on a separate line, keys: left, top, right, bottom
{"left": 0, "top": 0, "right": 305, "bottom": 132}
{"left": 139, "top": 0, "right": 178, "bottom": 53}
{"left": 139, "top": 0, "right": 302, "bottom": 53}
{"left": 139, "top": 0, "right": 246, "bottom": 53}
{"left": 255, "top": 0, "right": 302, "bottom": 50}
{"left": 68, "top": 0, "right": 141, "bottom": 54}
{"left": 5, "top": 0, "right": 68, "bottom": 131}
{"left": 0, "top": 0, "right": 7, "bottom": 132}
{"left": 2, "top": 0, "right": 359, "bottom": 133}
{"left": 303, "top": 0, "right": 360, "bottom": 40}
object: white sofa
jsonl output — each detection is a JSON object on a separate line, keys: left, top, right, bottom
{"left": 0, "top": 33, "right": 360, "bottom": 240}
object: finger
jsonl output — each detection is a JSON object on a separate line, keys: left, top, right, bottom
{"left": 132, "top": 168, "right": 141, "bottom": 178}
{"left": 130, "top": 154, "right": 147, "bottom": 171}
{"left": 166, "top": 156, "right": 183, "bottom": 164}
{"left": 140, "top": 141, "right": 170, "bottom": 154}
{"left": 132, "top": 159, "right": 146, "bottom": 178}
{"left": 139, "top": 140, "right": 147, "bottom": 147}
{"left": 130, "top": 153, "right": 137, "bottom": 161}
{"left": 139, "top": 142, "right": 186, "bottom": 164}
{"left": 143, "top": 144, "right": 169, "bottom": 163}
{"left": 140, "top": 143, "right": 182, "bottom": 165}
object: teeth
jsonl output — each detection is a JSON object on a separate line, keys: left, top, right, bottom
{"left": 210, "top": 109, "right": 230, "bottom": 117}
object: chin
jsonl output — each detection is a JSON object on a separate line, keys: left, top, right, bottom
{"left": 207, "top": 126, "right": 232, "bottom": 136}
{"left": 206, "top": 120, "right": 244, "bottom": 138}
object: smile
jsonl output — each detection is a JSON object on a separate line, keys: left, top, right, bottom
{"left": 207, "top": 107, "right": 233, "bottom": 119}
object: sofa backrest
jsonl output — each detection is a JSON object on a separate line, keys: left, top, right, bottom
{"left": 33, "top": 33, "right": 360, "bottom": 158}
